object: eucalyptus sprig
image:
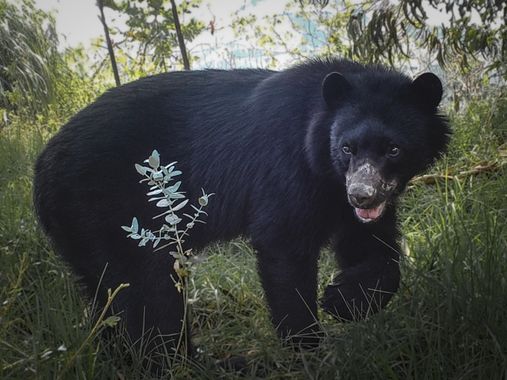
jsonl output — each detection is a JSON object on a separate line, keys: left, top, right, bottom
{"left": 121, "top": 149, "right": 212, "bottom": 292}
{"left": 121, "top": 149, "right": 212, "bottom": 357}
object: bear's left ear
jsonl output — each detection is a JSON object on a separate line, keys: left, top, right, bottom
{"left": 411, "top": 72, "right": 443, "bottom": 109}
{"left": 322, "top": 72, "right": 352, "bottom": 108}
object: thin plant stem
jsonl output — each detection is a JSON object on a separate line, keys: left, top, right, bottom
{"left": 57, "top": 283, "right": 130, "bottom": 380}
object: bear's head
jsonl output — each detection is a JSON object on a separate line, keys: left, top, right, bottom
{"left": 306, "top": 67, "right": 451, "bottom": 223}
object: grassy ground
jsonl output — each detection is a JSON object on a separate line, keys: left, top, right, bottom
{"left": 0, "top": 92, "right": 506, "bottom": 379}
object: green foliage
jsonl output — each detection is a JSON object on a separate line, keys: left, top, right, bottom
{"left": 122, "top": 150, "right": 211, "bottom": 283}
{"left": 50, "top": 49, "right": 106, "bottom": 117}
{"left": 231, "top": 0, "right": 353, "bottom": 67}
{"left": 229, "top": 0, "right": 503, "bottom": 108}
{"left": 123, "top": 150, "right": 210, "bottom": 250}
{"left": 0, "top": 0, "right": 61, "bottom": 114}
{"left": 346, "top": 0, "right": 506, "bottom": 78}
{"left": 105, "top": 0, "right": 205, "bottom": 71}
{"left": 444, "top": 90, "right": 507, "bottom": 168}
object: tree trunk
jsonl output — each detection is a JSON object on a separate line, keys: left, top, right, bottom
{"left": 97, "top": 0, "right": 121, "bottom": 86}
{"left": 169, "top": 0, "right": 190, "bottom": 70}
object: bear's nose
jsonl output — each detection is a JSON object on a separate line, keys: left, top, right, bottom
{"left": 348, "top": 184, "right": 377, "bottom": 208}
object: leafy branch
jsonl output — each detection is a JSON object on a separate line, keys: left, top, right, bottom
{"left": 122, "top": 150, "right": 212, "bottom": 356}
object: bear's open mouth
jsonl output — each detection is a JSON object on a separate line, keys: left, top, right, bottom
{"left": 354, "top": 201, "right": 386, "bottom": 223}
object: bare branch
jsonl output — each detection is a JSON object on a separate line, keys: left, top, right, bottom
{"left": 97, "top": 0, "right": 121, "bottom": 86}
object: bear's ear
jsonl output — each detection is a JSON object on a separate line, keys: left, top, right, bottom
{"left": 322, "top": 72, "right": 351, "bottom": 108}
{"left": 411, "top": 72, "right": 443, "bottom": 109}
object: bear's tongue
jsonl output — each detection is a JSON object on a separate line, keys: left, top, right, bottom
{"left": 355, "top": 203, "right": 384, "bottom": 221}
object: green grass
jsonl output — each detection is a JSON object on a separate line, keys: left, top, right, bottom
{"left": 1, "top": 93, "right": 506, "bottom": 379}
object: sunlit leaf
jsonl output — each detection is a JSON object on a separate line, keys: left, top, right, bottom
{"left": 165, "top": 214, "right": 182, "bottom": 225}
{"left": 131, "top": 217, "right": 138, "bottom": 234}
{"left": 135, "top": 163, "right": 148, "bottom": 176}
{"left": 171, "top": 199, "right": 188, "bottom": 212}
{"left": 148, "top": 150, "right": 160, "bottom": 169}
{"left": 156, "top": 199, "right": 171, "bottom": 207}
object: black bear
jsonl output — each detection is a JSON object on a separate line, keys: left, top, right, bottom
{"left": 34, "top": 59, "right": 450, "bottom": 352}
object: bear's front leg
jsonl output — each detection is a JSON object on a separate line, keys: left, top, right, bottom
{"left": 322, "top": 212, "right": 401, "bottom": 321}
{"left": 254, "top": 241, "right": 322, "bottom": 347}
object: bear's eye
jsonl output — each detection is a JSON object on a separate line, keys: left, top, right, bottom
{"left": 387, "top": 145, "right": 400, "bottom": 158}
{"left": 342, "top": 145, "right": 352, "bottom": 155}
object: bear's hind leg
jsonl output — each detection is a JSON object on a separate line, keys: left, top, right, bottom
{"left": 57, "top": 233, "right": 189, "bottom": 369}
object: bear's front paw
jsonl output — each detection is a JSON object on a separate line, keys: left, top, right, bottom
{"left": 321, "top": 282, "right": 369, "bottom": 322}
{"left": 321, "top": 271, "right": 397, "bottom": 321}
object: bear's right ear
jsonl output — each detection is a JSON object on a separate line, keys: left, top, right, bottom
{"left": 322, "top": 72, "right": 351, "bottom": 108}
{"left": 411, "top": 72, "right": 443, "bottom": 109}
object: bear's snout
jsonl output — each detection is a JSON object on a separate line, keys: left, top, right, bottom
{"left": 345, "top": 162, "right": 392, "bottom": 222}
{"left": 348, "top": 183, "right": 377, "bottom": 208}
{"left": 346, "top": 162, "right": 385, "bottom": 208}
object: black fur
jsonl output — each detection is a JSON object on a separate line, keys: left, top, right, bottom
{"left": 34, "top": 59, "right": 450, "bottom": 351}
